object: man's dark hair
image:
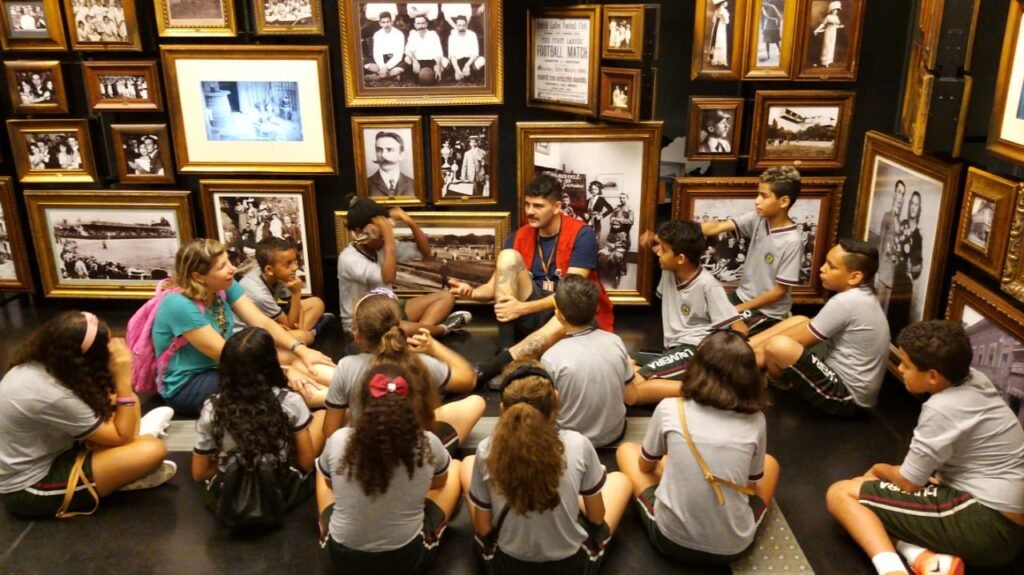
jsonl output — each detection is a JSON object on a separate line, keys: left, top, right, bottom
{"left": 255, "top": 237, "right": 295, "bottom": 268}
{"left": 344, "top": 194, "right": 389, "bottom": 230}
{"left": 454, "top": 15, "right": 467, "bottom": 24}
{"left": 656, "top": 220, "right": 705, "bottom": 265}
{"left": 554, "top": 274, "right": 598, "bottom": 327}
{"left": 524, "top": 174, "right": 563, "bottom": 202}
{"left": 378, "top": 10, "right": 392, "bottom": 20}
{"left": 375, "top": 130, "right": 405, "bottom": 152}
{"left": 759, "top": 166, "right": 801, "bottom": 206}
{"left": 896, "top": 320, "right": 972, "bottom": 384}
{"left": 838, "top": 238, "right": 879, "bottom": 287}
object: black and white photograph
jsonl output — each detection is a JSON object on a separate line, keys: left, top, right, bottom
{"left": 69, "top": 0, "right": 130, "bottom": 43}
{"left": 961, "top": 303, "right": 1024, "bottom": 427}
{"left": 201, "top": 81, "right": 303, "bottom": 142}
{"left": 97, "top": 73, "right": 147, "bottom": 100}
{"left": 607, "top": 16, "right": 631, "bottom": 50}
{"left": 764, "top": 105, "right": 839, "bottom": 160}
{"left": 24, "top": 132, "right": 82, "bottom": 170}
{"left": 6, "top": 1, "right": 48, "bottom": 37}
{"left": 794, "top": 0, "right": 863, "bottom": 79}
{"left": 361, "top": 126, "right": 417, "bottom": 198}
{"left": 393, "top": 225, "right": 496, "bottom": 291}
{"left": 438, "top": 125, "right": 489, "bottom": 199}
{"left": 13, "top": 69, "right": 56, "bottom": 104}
{"left": 755, "top": 0, "right": 784, "bottom": 66}
{"left": 167, "top": 0, "right": 225, "bottom": 25}
{"left": 121, "top": 134, "right": 165, "bottom": 176}
{"left": 698, "top": 109, "right": 735, "bottom": 154}
{"left": 0, "top": 203, "right": 15, "bottom": 281}
{"left": 262, "top": 0, "right": 313, "bottom": 25}
{"left": 704, "top": 0, "right": 733, "bottom": 69}
{"left": 610, "top": 82, "right": 629, "bottom": 109}
{"left": 967, "top": 196, "right": 996, "bottom": 251}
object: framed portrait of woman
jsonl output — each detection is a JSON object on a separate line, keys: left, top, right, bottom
{"left": 793, "top": 0, "right": 864, "bottom": 80}
{"left": 691, "top": 0, "right": 748, "bottom": 80}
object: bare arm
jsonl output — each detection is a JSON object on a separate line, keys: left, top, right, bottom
{"left": 392, "top": 207, "right": 431, "bottom": 259}
{"left": 734, "top": 283, "right": 788, "bottom": 313}
{"left": 322, "top": 407, "right": 348, "bottom": 440}
{"left": 85, "top": 338, "right": 140, "bottom": 447}
{"left": 192, "top": 453, "right": 217, "bottom": 481}
{"left": 470, "top": 504, "right": 493, "bottom": 538}
{"left": 701, "top": 220, "right": 736, "bottom": 237}
{"left": 232, "top": 294, "right": 334, "bottom": 369}
{"left": 283, "top": 279, "right": 304, "bottom": 329}
{"left": 293, "top": 428, "right": 315, "bottom": 472}
{"left": 409, "top": 330, "right": 477, "bottom": 391}
{"left": 375, "top": 216, "right": 399, "bottom": 284}
{"left": 869, "top": 463, "right": 923, "bottom": 493}
{"left": 449, "top": 273, "right": 496, "bottom": 302}
{"left": 582, "top": 492, "right": 606, "bottom": 525}
{"left": 181, "top": 325, "right": 227, "bottom": 362}
{"left": 430, "top": 471, "right": 448, "bottom": 490}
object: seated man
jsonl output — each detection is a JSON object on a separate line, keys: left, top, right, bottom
{"left": 363, "top": 10, "right": 406, "bottom": 80}
{"left": 444, "top": 14, "right": 484, "bottom": 81}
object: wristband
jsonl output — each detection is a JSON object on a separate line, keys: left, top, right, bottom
{"left": 291, "top": 341, "right": 305, "bottom": 353}
{"left": 116, "top": 397, "right": 136, "bottom": 407}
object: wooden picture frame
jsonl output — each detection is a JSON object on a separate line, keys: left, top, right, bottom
{"left": 687, "top": 97, "right": 743, "bottom": 160}
{"left": 110, "top": 124, "right": 175, "bottom": 184}
{"left": 352, "top": 115, "right": 425, "bottom": 206}
{"left": 64, "top": 0, "right": 142, "bottom": 51}
{"left": 955, "top": 168, "right": 1018, "bottom": 279}
{"left": 199, "top": 179, "right": 322, "bottom": 297}
{"left": 671, "top": 176, "right": 843, "bottom": 304}
{"left": 793, "top": 0, "right": 864, "bottom": 80}
{"left": 4, "top": 60, "right": 68, "bottom": 114}
{"left": 6, "top": 119, "right": 98, "bottom": 184}
{"left": 0, "top": 176, "right": 36, "bottom": 292}
{"left": 23, "top": 189, "right": 193, "bottom": 299}
{"left": 516, "top": 121, "right": 662, "bottom": 305}
{"left": 254, "top": 0, "right": 323, "bottom": 35}
{"left": 602, "top": 4, "right": 644, "bottom": 61}
{"left": 691, "top": 0, "right": 748, "bottom": 80}
{"left": 153, "top": 0, "right": 236, "bottom": 37}
{"left": 854, "top": 130, "right": 962, "bottom": 345}
{"left": 749, "top": 90, "right": 856, "bottom": 170}
{"left": 599, "top": 67, "right": 642, "bottom": 123}
{"left": 340, "top": 0, "right": 503, "bottom": 107}
{"left": 82, "top": 61, "right": 163, "bottom": 112}
{"left": 335, "top": 210, "right": 510, "bottom": 300}
{"left": 0, "top": 0, "right": 67, "bottom": 51}
{"left": 744, "top": 0, "right": 797, "bottom": 79}
{"left": 161, "top": 45, "right": 337, "bottom": 174}
{"left": 989, "top": 0, "right": 1024, "bottom": 165}
{"left": 527, "top": 5, "right": 601, "bottom": 116}
{"left": 429, "top": 115, "right": 498, "bottom": 206}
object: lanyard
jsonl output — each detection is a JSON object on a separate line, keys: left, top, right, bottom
{"left": 536, "top": 233, "right": 559, "bottom": 280}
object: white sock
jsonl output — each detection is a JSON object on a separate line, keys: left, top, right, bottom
{"left": 871, "top": 551, "right": 908, "bottom": 575}
{"left": 895, "top": 540, "right": 927, "bottom": 565}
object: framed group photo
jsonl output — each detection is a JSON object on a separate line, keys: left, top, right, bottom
{"left": 430, "top": 115, "right": 497, "bottom": 205}
{"left": 527, "top": 5, "right": 601, "bottom": 116}
{"left": 0, "top": 0, "right": 67, "bottom": 50}
{"left": 687, "top": 97, "right": 743, "bottom": 160}
{"left": 599, "top": 67, "right": 642, "bottom": 123}
{"left": 4, "top": 60, "right": 68, "bottom": 114}
{"left": 602, "top": 4, "right": 644, "bottom": 61}
{"left": 160, "top": 45, "right": 337, "bottom": 174}
{"left": 109, "top": 124, "right": 175, "bottom": 184}
{"left": 6, "top": 119, "right": 98, "bottom": 183}
{"left": 793, "top": 0, "right": 863, "bottom": 80}
{"left": 0, "top": 177, "right": 35, "bottom": 292}
{"left": 692, "top": 0, "right": 748, "bottom": 80}
{"left": 990, "top": 0, "right": 1024, "bottom": 165}
{"left": 954, "top": 167, "right": 1018, "bottom": 279}
{"left": 517, "top": 121, "right": 662, "bottom": 305}
{"left": 64, "top": 0, "right": 142, "bottom": 50}
{"left": 744, "top": 0, "right": 797, "bottom": 79}
{"left": 749, "top": 90, "right": 856, "bottom": 170}
{"left": 254, "top": 0, "right": 323, "bottom": 35}
{"left": 199, "top": 179, "right": 322, "bottom": 296}
{"left": 23, "top": 190, "right": 193, "bottom": 298}
{"left": 82, "top": 61, "right": 163, "bottom": 112}
{"left": 352, "top": 116, "right": 425, "bottom": 205}
{"left": 153, "top": 0, "right": 237, "bottom": 37}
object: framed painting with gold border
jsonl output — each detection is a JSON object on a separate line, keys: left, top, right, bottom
{"left": 687, "top": 97, "right": 743, "bottom": 161}
{"left": 599, "top": 67, "right": 642, "bottom": 123}
{"left": 0, "top": 0, "right": 67, "bottom": 50}
{"left": 748, "top": 90, "right": 856, "bottom": 170}
{"left": 601, "top": 4, "right": 644, "bottom": 61}
{"left": 527, "top": 5, "right": 600, "bottom": 116}
{"left": 430, "top": 115, "right": 498, "bottom": 206}
{"left": 691, "top": 0, "right": 748, "bottom": 80}
{"left": 110, "top": 124, "right": 175, "bottom": 184}
{"left": 64, "top": 0, "right": 142, "bottom": 51}
{"left": 83, "top": 61, "right": 164, "bottom": 112}
{"left": 153, "top": 0, "right": 237, "bottom": 37}
{"left": 254, "top": 0, "right": 323, "bottom": 35}
{"left": 0, "top": 176, "right": 36, "bottom": 292}
{"left": 6, "top": 119, "right": 98, "bottom": 184}
{"left": 989, "top": 0, "right": 1024, "bottom": 165}
{"left": 4, "top": 60, "right": 68, "bottom": 114}
{"left": 793, "top": 0, "right": 864, "bottom": 81}
{"left": 954, "top": 167, "right": 1018, "bottom": 279}
{"left": 352, "top": 115, "right": 425, "bottom": 206}
{"left": 744, "top": 0, "right": 797, "bottom": 79}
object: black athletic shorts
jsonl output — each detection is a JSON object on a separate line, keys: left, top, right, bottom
{"left": 783, "top": 348, "right": 863, "bottom": 417}
{"left": 320, "top": 499, "right": 448, "bottom": 574}
{"left": 727, "top": 291, "right": 779, "bottom": 336}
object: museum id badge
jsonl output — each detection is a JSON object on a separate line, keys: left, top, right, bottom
{"left": 542, "top": 279, "right": 555, "bottom": 292}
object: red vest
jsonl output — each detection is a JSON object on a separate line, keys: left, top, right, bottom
{"left": 512, "top": 214, "right": 614, "bottom": 332}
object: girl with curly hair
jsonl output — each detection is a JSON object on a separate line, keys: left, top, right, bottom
{"left": 0, "top": 311, "right": 177, "bottom": 518}
{"left": 616, "top": 330, "right": 781, "bottom": 565}
{"left": 316, "top": 363, "right": 462, "bottom": 574}
{"left": 191, "top": 327, "right": 325, "bottom": 518}
{"left": 461, "top": 360, "right": 632, "bottom": 574}
{"left": 323, "top": 290, "right": 484, "bottom": 456}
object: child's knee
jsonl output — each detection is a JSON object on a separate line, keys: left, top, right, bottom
{"left": 133, "top": 435, "right": 168, "bottom": 465}
{"left": 615, "top": 442, "right": 639, "bottom": 465}
{"left": 495, "top": 248, "right": 524, "bottom": 269}
{"left": 764, "top": 335, "right": 800, "bottom": 364}
{"left": 825, "top": 478, "right": 860, "bottom": 511}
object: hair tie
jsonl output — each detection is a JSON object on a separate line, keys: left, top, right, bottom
{"left": 353, "top": 287, "right": 399, "bottom": 317}
{"left": 368, "top": 373, "right": 409, "bottom": 398}
{"left": 499, "top": 365, "right": 553, "bottom": 393}
{"left": 80, "top": 311, "right": 98, "bottom": 354}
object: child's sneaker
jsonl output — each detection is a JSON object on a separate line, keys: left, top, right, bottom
{"left": 312, "top": 313, "right": 337, "bottom": 339}
{"left": 910, "top": 550, "right": 964, "bottom": 575}
{"left": 121, "top": 460, "right": 177, "bottom": 491}
{"left": 138, "top": 406, "right": 174, "bottom": 438}
{"left": 440, "top": 310, "right": 473, "bottom": 335}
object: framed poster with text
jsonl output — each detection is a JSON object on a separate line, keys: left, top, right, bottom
{"left": 526, "top": 6, "right": 600, "bottom": 116}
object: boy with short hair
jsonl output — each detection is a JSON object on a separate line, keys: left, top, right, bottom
{"left": 540, "top": 274, "right": 633, "bottom": 447}
{"left": 629, "top": 220, "right": 747, "bottom": 406}
{"left": 701, "top": 166, "right": 804, "bottom": 335}
{"left": 752, "top": 239, "right": 890, "bottom": 416}
{"left": 826, "top": 320, "right": 1024, "bottom": 575}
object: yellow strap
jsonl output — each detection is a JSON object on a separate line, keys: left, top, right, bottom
{"left": 55, "top": 451, "right": 100, "bottom": 519}
{"left": 677, "top": 398, "right": 755, "bottom": 506}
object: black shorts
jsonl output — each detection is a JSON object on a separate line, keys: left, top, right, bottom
{"left": 511, "top": 283, "right": 555, "bottom": 340}
{"left": 783, "top": 349, "right": 863, "bottom": 417}
{"left": 479, "top": 512, "right": 606, "bottom": 575}
{"left": 0, "top": 448, "right": 96, "bottom": 518}
{"left": 634, "top": 344, "right": 696, "bottom": 381}
{"left": 727, "top": 291, "right": 779, "bottom": 336}
{"left": 432, "top": 420, "right": 460, "bottom": 458}
{"left": 320, "top": 499, "right": 448, "bottom": 574}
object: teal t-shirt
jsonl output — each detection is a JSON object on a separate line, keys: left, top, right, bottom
{"left": 152, "top": 281, "right": 245, "bottom": 398}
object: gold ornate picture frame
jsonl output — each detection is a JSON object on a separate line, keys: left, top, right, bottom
{"left": 0, "top": 176, "right": 36, "bottom": 292}
{"left": 429, "top": 115, "right": 498, "bottom": 206}
{"left": 601, "top": 4, "right": 644, "bottom": 61}
{"left": 64, "top": 0, "right": 142, "bottom": 51}
{"left": 744, "top": 0, "right": 797, "bottom": 79}
{"left": 254, "top": 0, "right": 323, "bottom": 35}
{"left": 748, "top": 89, "right": 856, "bottom": 170}
{"left": 954, "top": 167, "right": 1018, "bottom": 280}
{"left": 793, "top": 0, "right": 864, "bottom": 81}
{"left": 692, "top": 0, "right": 748, "bottom": 80}
{"left": 352, "top": 115, "right": 426, "bottom": 206}
{"left": 153, "top": 0, "right": 237, "bottom": 37}
{"left": 4, "top": 60, "right": 68, "bottom": 114}
{"left": 989, "top": 0, "right": 1024, "bottom": 165}
{"left": 110, "top": 123, "right": 175, "bottom": 184}
{"left": 599, "top": 67, "right": 642, "bottom": 123}
{"left": 527, "top": 5, "right": 600, "bottom": 116}
{"left": 0, "top": 0, "right": 67, "bottom": 50}
{"left": 687, "top": 96, "right": 743, "bottom": 161}
{"left": 83, "top": 60, "right": 163, "bottom": 112}
{"left": 6, "top": 119, "right": 98, "bottom": 184}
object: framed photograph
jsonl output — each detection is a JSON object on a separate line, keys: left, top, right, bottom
{"left": 161, "top": 45, "right": 337, "bottom": 174}
{"left": 352, "top": 116, "right": 425, "bottom": 206}
{"left": 687, "top": 97, "right": 743, "bottom": 160}
{"left": 199, "top": 179, "right": 321, "bottom": 297}
{"left": 947, "top": 272, "right": 1024, "bottom": 428}
{"left": 254, "top": 0, "right": 322, "bottom": 35}
{"left": 691, "top": 0, "right": 748, "bottom": 80}
{"left": 599, "top": 67, "right": 642, "bottom": 123}
{"left": 153, "top": 0, "right": 236, "bottom": 37}
{"left": 602, "top": 4, "right": 644, "bottom": 61}
{"left": 527, "top": 5, "right": 600, "bottom": 116}
{"left": 671, "top": 176, "right": 843, "bottom": 304}
{"left": 430, "top": 115, "right": 497, "bottom": 205}
{"left": 954, "top": 168, "right": 1018, "bottom": 279}
{"left": 64, "top": 0, "right": 142, "bottom": 50}
{"left": 0, "top": 0, "right": 67, "bottom": 50}
{"left": 82, "top": 61, "right": 163, "bottom": 112}
{"left": 335, "top": 210, "right": 510, "bottom": 299}
{"left": 110, "top": 124, "right": 175, "bottom": 184}
{"left": 0, "top": 177, "right": 35, "bottom": 292}
{"left": 4, "top": 60, "right": 68, "bottom": 114}
{"left": 749, "top": 90, "right": 856, "bottom": 170}
{"left": 744, "top": 0, "right": 797, "bottom": 79}
{"left": 23, "top": 190, "right": 193, "bottom": 298}
{"left": 793, "top": 0, "right": 864, "bottom": 80}
{"left": 6, "top": 119, "right": 98, "bottom": 184}
{"left": 339, "top": 0, "right": 503, "bottom": 107}
{"left": 517, "top": 121, "right": 662, "bottom": 305}
{"left": 989, "top": 1, "right": 1024, "bottom": 165}
{"left": 854, "top": 130, "right": 962, "bottom": 345}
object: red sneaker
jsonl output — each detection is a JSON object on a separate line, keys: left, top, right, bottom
{"left": 910, "top": 550, "right": 965, "bottom": 575}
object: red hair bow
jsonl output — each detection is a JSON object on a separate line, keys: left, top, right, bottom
{"left": 368, "top": 373, "right": 410, "bottom": 398}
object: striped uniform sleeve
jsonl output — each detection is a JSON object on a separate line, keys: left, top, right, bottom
{"left": 748, "top": 414, "right": 767, "bottom": 481}
{"left": 899, "top": 407, "right": 960, "bottom": 487}
{"left": 706, "top": 281, "right": 743, "bottom": 329}
{"left": 429, "top": 432, "right": 451, "bottom": 477}
{"left": 808, "top": 297, "right": 848, "bottom": 342}
{"left": 425, "top": 355, "right": 452, "bottom": 392}
{"left": 468, "top": 448, "right": 492, "bottom": 510}
{"left": 640, "top": 402, "right": 668, "bottom": 461}
{"left": 324, "top": 363, "right": 352, "bottom": 409}
{"left": 579, "top": 438, "right": 607, "bottom": 496}
{"left": 193, "top": 400, "right": 218, "bottom": 455}
{"left": 283, "top": 391, "right": 313, "bottom": 432}
{"left": 729, "top": 211, "right": 759, "bottom": 241}
{"left": 774, "top": 233, "right": 803, "bottom": 287}
{"left": 618, "top": 338, "right": 635, "bottom": 386}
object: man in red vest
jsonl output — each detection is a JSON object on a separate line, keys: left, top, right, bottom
{"left": 449, "top": 174, "right": 614, "bottom": 385}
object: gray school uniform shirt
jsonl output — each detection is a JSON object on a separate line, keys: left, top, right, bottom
{"left": 541, "top": 328, "right": 633, "bottom": 447}
{"left": 729, "top": 211, "right": 803, "bottom": 319}
{"left": 235, "top": 267, "right": 291, "bottom": 329}
{"left": 469, "top": 430, "right": 607, "bottom": 562}
{"left": 193, "top": 389, "right": 312, "bottom": 472}
{"left": 899, "top": 368, "right": 1024, "bottom": 514}
{"left": 0, "top": 363, "right": 103, "bottom": 493}
{"left": 641, "top": 398, "right": 766, "bottom": 556}
{"left": 807, "top": 285, "right": 891, "bottom": 407}
{"left": 337, "top": 242, "right": 422, "bottom": 332}
{"left": 317, "top": 428, "right": 451, "bottom": 551}
{"left": 658, "top": 269, "right": 743, "bottom": 349}
{"left": 325, "top": 353, "right": 451, "bottom": 426}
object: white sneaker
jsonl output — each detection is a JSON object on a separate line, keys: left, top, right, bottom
{"left": 441, "top": 310, "right": 473, "bottom": 334}
{"left": 139, "top": 406, "right": 174, "bottom": 438}
{"left": 121, "top": 460, "right": 177, "bottom": 492}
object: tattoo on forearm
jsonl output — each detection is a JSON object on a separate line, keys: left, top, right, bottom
{"left": 495, "top": 260, "right": 523, "bottom": 291}
{"left": 514, "top": 332, "right": 546, "bottom": 360}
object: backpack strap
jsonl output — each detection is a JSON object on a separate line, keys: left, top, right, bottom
{"left": 677, "top": 398, "right": 755, "bottom": 505}
{"left": 55, "top": 450, "right": 100, "bottom": 519}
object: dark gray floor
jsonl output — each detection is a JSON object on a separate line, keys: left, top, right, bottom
{"left": 0, "top": 296, "right": 1022, "bottom": 574}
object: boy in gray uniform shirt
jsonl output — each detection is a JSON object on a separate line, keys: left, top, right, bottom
{"left": 827, "top": 320, "right": 1024, "bottom": 575}
{"left": 753, "top": 239, "right": 890, "bottom": 416}
{"left": 540, "top": 274, "right": 633, "bottom": 447}
{"left": 701, "top": 166, "right": 804, "bottom": 335}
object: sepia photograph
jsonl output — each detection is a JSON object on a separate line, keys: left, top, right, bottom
{"left": 750, "top": 90, "right": 855, "bottom": 170}
{"left": 98, "top": 74, "right": 147, "bottom": 99}
{"left": 687, "top": 97, "right": 743, "bottom": 161}
{"left": 14, "top": 69, "right": 56, "bottom": 103}
{"left": 967, "top": 196, "right": 995, "bottom": 250}
{"left": 955, "top": 167, "right": 1018, "bottom": 280}
{"left": 154, "top": 0, "right": 235, "bottom": 35}
{"left": 201, "top": 81, "right": 302, "bottom": 142}
{"left": 122, "top": 134, "right": 164, "bottom": 175}
{"left": 764, "top": 105, "right": 840, "bottom": 159}
{"left": 755, "top": 0, "right": 784, "bottom": 66}
{"left": 66, "top": 0, "right": 141, "bottom": 49}
{"left": 0, "top": 202, "right": 16, "bottom": 281}
{"left": 0, "top": 177, "right": 34, "bottom": 291}
{"left": 83, "top": 61, "right": 162, "bottom": 111}
{"left": 1, "top": 0, "right": 66, "bottom": 50}
{"left": 794, "top": 0, "right": 863, "bottom": 79}
{"left": 745, "top": 0, "right": 796, "bottom": 78}
{"left": 352, "top": 116, "right": 425, "bottom": 205}
{"left": 430, "top": 116, "right": 498, "bottom": 205}
{"left": 607, "top": 16, "right": 631, "bottom": 50}
{"left": 692, "top": 0, "right": 746, "bottom": 79}
{"left": 255, "top": 0, "right": 322, "bottom": 34}
{"left": 7, "top": 1, "right": 49, "bottom": 37}
{"left": 7, "top": 119, "right": 98, "bottom": 183}
{"left": 527, "top": 5, "right": 600, "bottom": 116}
{"left": 699, "top": 109, "right": 735, "bottom": 153}
{"left": 110, "top": 124, "right": 174, "bottom": 184}
{"left": 25, "top": 132, "right": 82, "bottom": 169}
{"left": 599, "top": 67, "right": 642, "bottom": 123}
{"left": 5, "top": 60, "right": 68, "bottom": 113}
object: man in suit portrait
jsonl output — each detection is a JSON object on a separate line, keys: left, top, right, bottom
{"left": 367, "top": 130, "right": 415, "bottom": 198}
